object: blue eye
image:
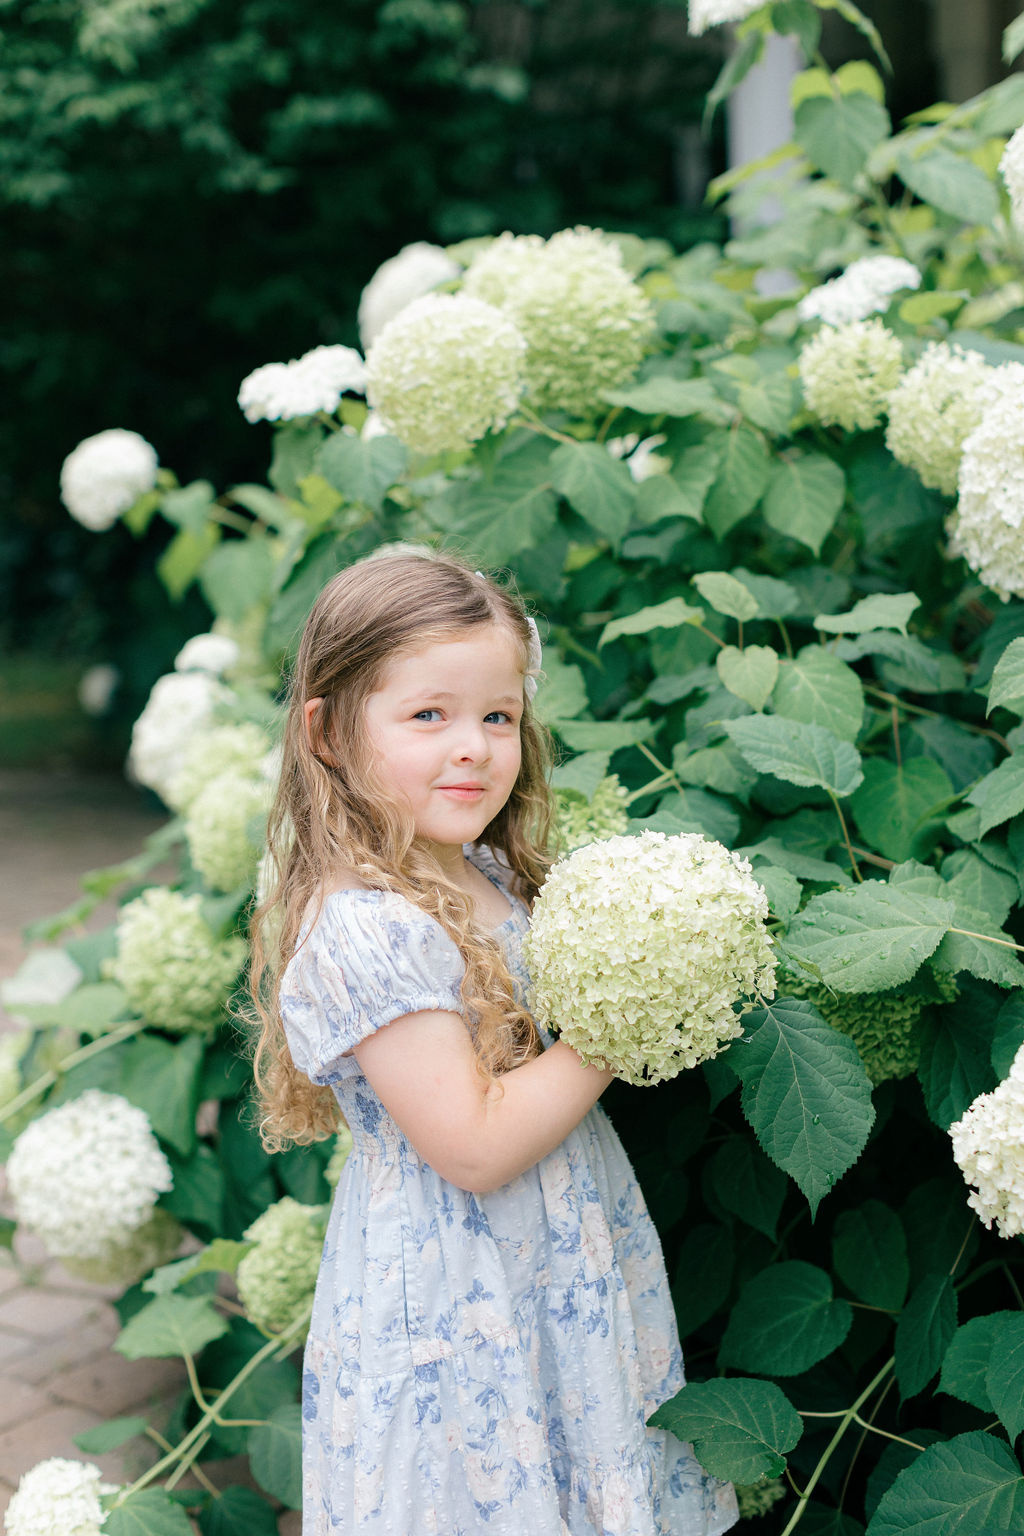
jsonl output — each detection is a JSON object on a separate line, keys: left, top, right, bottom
{"left": 413, "top": 709, "right": 443, "bottom": 722}
{"left": 484, "top": 711, "right": 513, "bottom": 725}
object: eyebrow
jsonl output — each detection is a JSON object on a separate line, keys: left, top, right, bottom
{"left": 400, "top": 691, "right": 523, "bottom": 707}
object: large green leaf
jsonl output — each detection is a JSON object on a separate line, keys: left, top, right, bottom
{"left": 866, "top": 1430, "right": 1024, "bottom": 1535}
{"left": 794, "top": 91, "right": 891, "bottom": 185}
{"left": 692, "top": 570, "right": 760, "bottom": 622}
{"left": 784, "top": 885, "right": 953, "bottom": 993}
{"left": 198, "top": 1487, "right": 280, "bottom": 1536}
{"left": 987, "top": 637, "right": 1024, "bottom": 716}
{"left": 728, "top": 998, "right": 875, "bottom": 1216}
{"left": 850, "top": 759, "right": 954, "bottom": 864}
{"left": 249, "top": 1403, "right": 303, "bottom": 1509}
{"left": 436, "top": 449, "right": 558, "bottom": 566}
{"left": 649, "top": 1378, "right": 802, "bottom": 1484}
{"left": 986, "top": 1314, "right": 1024, "bottom": 1442}
{"left": 773, "top": 647, "right": 864, "bottom": 743}
{"left": 815, "top": 593, "right": 920, "bottom": 637}
{"left": 315, "top": 431, "right": 407, "bottom": 511}
{"left": 762, "top": 452, "right": 846, "bottom": 555}
{"left": 532, "top": 657, "right": 588, "bottom": 724}
{"left": 703, "top": 423, "right": 771, "bottom": 539}
{"left": 935, "top": 901, "right": 1024, "bottom": 990}
{"left": 74, "top": 1416, "right": 149, "bottom": 1454}
{"left": 549, "top": 441, "right": 637, "bottom": 543}
{"left": 716, "top": 645, "right": 779, "bottom": 711}
{"left": 832, "top": 1199, "right": 909, "bottom": 1310}
{"left": 114, "top": 1294, "right": 229, "bottom": 1361}
{"left": 941, "top": 851, "right": 1018, "bottom": 928}
{"left": 896, "top": 146, "right": 1000, "bottom": 225}
{"left": 966, "top": 753, "right": 1024, "bottom": 836}
{"left": 160, "top": 1143, "right": 226, "bottom": 1240}
{"left": 671, "top": 1224, "right": 735, "bottom": 1338}
{"left": 599, "top": 597, "right": 704, "bottom": 648}
{"left": 720, "top": 1260, "right": 852, "bottom": 1375}
{"left": 603, "top": 376, "right": 720, "bottom": 416}
{"left": 895, "top": 1274, "right": 957, "bottom": 1400}
{"left": 116, "top": 1033, "right": 204, "bottom": 1157}
{"left": 554, "top": 719, "right": 654, "bottom": 752}
{"left": 940, "top": 1314, "right": 1017, "bottom": 1414}
{"left": 917, "top": 991, "right": 998, "bottom": 1130}
{"left": 156, "top": 524, "right": 219, "bottom": 601}
{"left": 723, "top": 715, "right": 863, "bottom": 797}
{"left": 104, "top": 1492, "right": 196, "bottom": 1536}
{"left": 198, "top": 537, "right": 277, "bottom": 623}
{"left": 707, "top": 1135, "right": 788, "bottom": 1238}
{"left": 991, "top": 994, "right": 1024, "bottom": 1080}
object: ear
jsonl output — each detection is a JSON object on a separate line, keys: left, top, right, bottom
{"left": 303, "top": 697, "right": 325, "bottom": 754}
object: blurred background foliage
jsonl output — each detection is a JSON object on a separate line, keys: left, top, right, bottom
{"left": 0, "top": 0, "right": 978, "bottom": 763}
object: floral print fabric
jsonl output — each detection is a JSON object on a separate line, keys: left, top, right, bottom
{"left": 280, "top": 849, "right": 737, "bottom": 1535}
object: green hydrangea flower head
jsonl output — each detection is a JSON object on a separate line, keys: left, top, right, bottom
{"left": 462, "top": 227, "right": 655, "bottom": 416}
{"left": 168, "top": 721, "right": 273, "bottom": 813}
{"left": 885, "top": 341, "right": 992, "bottom": 497}
{"left": 523, "top": 830, "right": 776, "bottom": 1085}
{"left": 782, "top": 973, "right": 932, "bottom": 1084}
{"left": 61, "top": 1208, "right": 182, "bottom": 1287}
{"left": 325, "top": 1124, "right": 354, "bottom": 1188}
{"left": 110, "top": 887, "right": 247, "bottom": 1032}
{"left": 555, "top": 776, "right": 630, "bottom": 853}
{"left": 798, "top": 317, "right": 903, "bottom": 432}
{"left": 184, "top": 769, "right": 274, "bottom": 893}
{"left": 236, "top": 1197, "right": 328, "bottom": 1333}
{"left": 735, "top": 1477, "right": 787, "bottom": 1518}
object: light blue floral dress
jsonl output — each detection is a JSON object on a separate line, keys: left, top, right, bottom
{"left": 280, "top": 847, "right": 737, "bottom": 1536}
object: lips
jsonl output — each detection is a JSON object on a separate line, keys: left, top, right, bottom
{"left": 437, "top": 783, "right": 486, "bottom": 797}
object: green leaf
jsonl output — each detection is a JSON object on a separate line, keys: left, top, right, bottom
{"left": 550, "top": 441, "right": 637, "bottom": 544}
{"left": 198, "top": 538, "right": 277, "bottom": 623}
{"left": 19, "top": 980, "right": 130, "bottom": 1035}
{"left": 967, "top": 753, "right": 1024, "bottom": 836}
{"left": 249, "top": 1403, "right": 303, "bottom": 1509}
{"left": 728, "top": 998, "right": 875, "bottom": 1216}
{"left": 672, "top": 1224, "right": 735, "bottom": 1338}
{"left": 1005, "top": 10, "right": 1024, "bottom": 65}
{"left": 815, "top": 593, "right": 920, "bottom": 637}
{"left": 649, "top": 1378, "right": 802, "bottom": 1485}
{"left": 720, "top": 1260, "right": 853, "bottom": 1376}
{"left": 752, "top": 863, "right": 803, "bottom": 922}
{"left": 227, "top": 483, "right": 294, "bottom": 531}
{"left": 723, "top": 715, "right": 864, "bottom": 797}
{"left": 895, "top": 1274, "right": 957, "bottom": 1399}
{"left": 437, "top": 448, "right": 558, "bottom": 566}
{"left": 268, "top": 419, "right": 324, "bottom": 499}
{"left": 917, "top": 992, "right": 997, "bottom": 1130}
{"left": 866, "top": 1430, "right": 1024, "bottom": 1535}
{"left": 663, "top": 438, "right": 724, "bottom": 522}
{"left": 836, "top": 632, "right": 951, "bottom": 694}
{"left": 199, "top": 1487, "right": 280, "bottom": 1536}
{"left": 115, "top": 1294, "right": 230, "bottom": 1361}
{"left": 554, "top": 719, "right": 654, "bottom": 752}
{"left": 550, "top": 751, "right": 612, "bottom": 800}
{"left": 708, "top": 1135, "right": 788, "bottom": 1238}
{"left": 762, "top": 452, "right": 846, "bottom": 555}
{"left": 156, "top": 524, "right": 219, "bottom": 601}
{"left": 633, "top": 472, "right": 703, "bottom": 526}
{"left": 899, "top": 291, "right": 966, "bottom": 325}
{"left": 74, "top": 1415, "right": 149, "bottom": 1453}
{"left": 941, "top": 851, "right": 1018, "bottom": 927}
{"left": 731, "top": 568, "right": 799, "bottom": 618}
{"left": 532, "top": 657, "right": 588, "bottom": 724}
{"left": 145, "top": 1240, "right": 253, "bottom": 1295}
{"left": 599, "top": 597, "right": 704, "bottom": 648}
{"left": 992, "top": 994, "right": 1024, "bottom": 1080}
{"left": 986, "top": 1314, "right": 1024, "bottom": 1442}
{"left": 675, "top": 742, "right": 759, "bottom": 802}
{"left": 315, "top": 431, "right": 407, "bottom": 511}
{"left": 784, "top": 886, "right": 953, "bottom": 993}
{"left": 896, "top": 146, "right": 1000, "bottom": 225}
{"left": 602, "top": 376, "right": 720, "bottom": 416}
{"left": 794, "top": 91, "right": 891, "bottom": 185}
{"left": 773, "top": 647, "right": 864, "bottom": 743}
{"left": 850, "top": 759, "right": 954, "bottom": 864}
{"left": 641, "top": 788, "right": 740, "bottom": 846}
{"left": 832, "top": 1200, "right": 909, "bottom": 1310}
{"left": 716, "top": 645, "right": 779, "bottom": 710}
{"left": 987, "top": 638, "right": 1024, "bottom": 716}
{"left": 161, "top": 480, "right": 217, "bottom": 536}
{"left": 703, "top": 424, "right": 771, "bottom": 539}
{"left": 935, "top": 902, "right": 1024, "bottom": 990}
{"left": 940, "top": 1314, "right": 1017, "bottom": 1413}
{"left": 104, "top": 1490, "right": 196, "bottom": 1536}
{"left": 799, "top": 1507, "right": 865, "bottom": 1536}
{"left": 117, "top": 1033, "right": 204, "bottom": 1157}
{"left": 161, "top": 1145, "right": 225, "bottom": 1240}
{"left": 692, "top": 570, "right": 760, "bottom": 622}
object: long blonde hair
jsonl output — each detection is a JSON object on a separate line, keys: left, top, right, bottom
{"left": 248, "top": 547, "right": 554, "bottom": 1148}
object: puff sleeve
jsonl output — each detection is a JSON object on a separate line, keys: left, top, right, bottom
{"left": 279, "top": 891, "right": 466, "bottom": 1085}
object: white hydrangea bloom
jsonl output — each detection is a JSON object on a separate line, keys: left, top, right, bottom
{"left": 688, "top": 0, "right": 764, "bottom": 35}
{"left": 60, "top": 1208, "right": 182, "bottom": 1287}
{"left": 358, "top": 241, "right": 461, "bottom": 350}
{"left": 523, "top": 830, "right": 776, "bottom": 1085}
{"left": 462, "top": 227, "right": 654, "bottom": 417}
{"left": 607, "top": 433, "right": 670, "bottom": 482}
{"left": 59, "top": 428, "right": 159, "bottom": 532}
{"left": 236, "top": 1197, "right": 328, "bottom": 1333}
{"left": 555, "top": 776, "right": 630, "bottom": 853}
{"left": 949, "top": 363, "right": 1024, "bottom": 600}
{"left": 365, "top": 292, "right": 527, "bottom": 454}
{"left": 185, "top": 769, "right": 273, "bottom": 892}
{"left": 4, "top": 1456, "right": 115, "bottom": 1536}
{"left": 168, "top": 720, "right": 273, "bottom": 813}
{"left": 7, "top": 1090, "right": 172, "bottom": 1264}
{"left": 798, "top": 318, "right": 903, "bottom": 432}
{"left": 999, "top": 124, "right": 1024, "bottom": 229}
{"left": 238, "top": 344, "right": 367, "bottom": 423}
{"left": 950, "top": 1042, "right": 1024, "bottom": 1237}
{"left": 110, "top": 887, "right": 247, "bottom": 1032}
{"left": 174, "top": 631, "right": 240, "bottom": 676}
{"left": 797, "top": 255, "right": 921, "bottom": 326}
{"left": 885, "top": 342, "right": 992, "bottom": 496}
{"left": 127, "top": 670, "right": 231, "bottom": 804}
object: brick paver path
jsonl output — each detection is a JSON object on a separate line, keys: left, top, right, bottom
{"left": 0, "top": 769, "right": 300, "bottom": 1531}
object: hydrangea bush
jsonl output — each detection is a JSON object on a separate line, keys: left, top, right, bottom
{"left": 13, "top": 3, "right": 1024, "bottom": 1527}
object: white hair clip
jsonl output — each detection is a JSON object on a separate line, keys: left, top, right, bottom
{"left": 476, "top": 570, "right": 542, "bottom": 704}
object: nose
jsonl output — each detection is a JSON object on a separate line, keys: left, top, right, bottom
{"left": 453, "top": 720, "right": 491, "bottom": 765}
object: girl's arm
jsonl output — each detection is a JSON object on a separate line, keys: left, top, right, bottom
{"left": 353, "top": 1010, "right": 613, "bottom": 1193}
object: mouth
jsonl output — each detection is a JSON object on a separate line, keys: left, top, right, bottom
{"left": 437, "top": 784, "right": 486, "bottom": 798}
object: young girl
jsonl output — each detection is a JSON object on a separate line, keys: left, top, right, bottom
{"left": 251, "top": 548, "right": 737, "bottom": 1536}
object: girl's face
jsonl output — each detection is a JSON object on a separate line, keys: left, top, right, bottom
{"left": 361, "top": 623, "right": 525, "bottom": 863}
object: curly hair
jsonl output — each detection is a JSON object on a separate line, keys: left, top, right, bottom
{"left": 247, "top": 546, "right": 554, "bottom": 1149}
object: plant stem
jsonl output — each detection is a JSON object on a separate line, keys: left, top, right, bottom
{"left": 826, "top": 791, "right": 863, "bottom": 882}
{"left": 183, "top": 1351, "right": 267, "bottom": 1428}
{"left": 0, "top": 1021, "right": 146, "bottom": 1125}
{"left": 948, "top": 926, "right": 1024, "bottom": 953}
{"left": 635, "top": 740, "right": 685, "bottom": 796}
{"left": 781, "top": 1358, "right": 894, "bottom": 1535}
{"left": 511, "top": 409, "right": 577, "bottom": 446}
{"left": 863, "top": 684, "right": 1011, "bottom": 750}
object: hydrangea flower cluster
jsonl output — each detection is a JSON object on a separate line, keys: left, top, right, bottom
{"left": 554, "top": 776, "right": 630, "bottom": 853}
{"left": 687, "top": 0, "right": 764, "bottom": 35}
{"left": 59, "top": 428, "right": 159, "bottom": 532}
{"left": 184, "top": 768, "right": 273, "bottom": 892}
{"left": 365, "top": 292, "right": 527, "bottom": 454}
{"left": 606, "top": 433, "right": 671, "bottom": 482}
{"left": 168, "top": 720, "right": 273, "bottom": 813}
{"left": 949, "top": 365, "right": 1024, "bottom": 599}
{"left": 950, "top": 1042, "right": 1024, "bottom": 1237}
{"left": 110, "top": 887, "right": 247, "bottom": 1032}
{"left": 885, "top": 341, "right": 992, "bottom": 496}
{"left": 7, "top": 1090, "right": 173, "bottom": 1272}
{"left": 236, "top": 1197, "right": 328, "bottom": 1333}
{"left": 796, "top": 255, "right": 921, "bottom": 326}
{"left": 357, "top": 241, "right": 461, "bottom": 349}
{"left": 462, "top": 228, "right": 654, "bottom": 416}
{"left": 798, "top": 318, "right": 903, "bottom": 432}
{"left": 4, "top": 1456, "right": 114, "bottom": 1536}
{"left": 783, "top": 974, "right": 929, "bottom": 1084}
{"left": 174, "top": 631, "right": 240, "bottom": 677}
{"left": 238, "top": 344, "right": 367, "bottom": 423}
{"left": 735, "top": 1478, "right": 787, "bottom": 1518}
{"left": 523, "top": 830, "right": 776, "bottom": 1085}
{"left": 999, "top": 124, "right": 1024, "bottom": 228}
{"left": 127, "top": 670, "right": 231, "bottom": 804}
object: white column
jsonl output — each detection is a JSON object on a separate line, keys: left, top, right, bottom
{"left": 725, "top": 30, "right": 803, "bottom": 291}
